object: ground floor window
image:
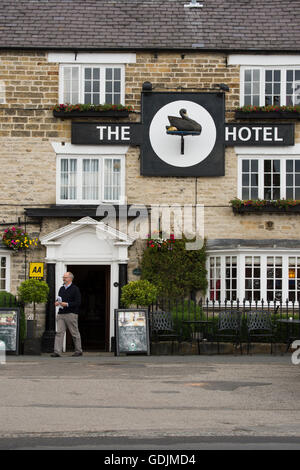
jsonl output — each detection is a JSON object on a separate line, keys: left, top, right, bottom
{"left": 208, "top": 251, "right": 300, "bottom": 304}
{"left": 0, "top": 254, "right": 10, "bottom": 291}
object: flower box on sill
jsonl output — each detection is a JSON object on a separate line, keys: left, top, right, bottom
{"left": 235, "top": 106, "right": 300, "bottom": 120}
{"left": 235, "top": 111, "right": 300, "bottom": 120}
{"left": 53, "top": 109, "right": 131, "bottom": 119}
{"left": 52, "top": 104, "right": 133, "bottom": 119}
{"left": 231, "top": 199, "right": 300, "bottom": 214}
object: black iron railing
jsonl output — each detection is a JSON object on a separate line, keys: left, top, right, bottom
{"left": 149, "top": 298, "right": 300, "bottom": 343}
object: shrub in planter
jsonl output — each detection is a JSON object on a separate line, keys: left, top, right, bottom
{"left": 121, "top": 280, "right": 158, "bottom": 308}
{"left": 18, "top": 279, "right": 49, "bottom": 338}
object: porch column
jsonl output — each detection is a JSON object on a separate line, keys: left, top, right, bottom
{"left": 118, "top": 263, "right": 128, "bottom": 307}
{"left": 41, "top": 263, "right": 56, "bottom": 353}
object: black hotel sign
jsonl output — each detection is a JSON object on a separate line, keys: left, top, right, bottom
{"left": 72, "top": 121, "right": 294, "bottom": 147}
{"left": 225, "top": 123, "right": 294, "bottom": 146}
{"left": 72, "top": 122, "right": 142, "bottom": 145}
{"left": 71, "top": 92, "right": 295, "bottom": 177}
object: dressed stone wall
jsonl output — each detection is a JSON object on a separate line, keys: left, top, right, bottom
{"left": 0, "top": 49, "right": 299, "bottom": 298}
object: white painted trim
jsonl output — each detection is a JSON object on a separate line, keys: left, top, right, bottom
{"left": 0, "top": 251, "right": 10, "bottom": 293}
{"left": 234, "top": 144, "right": 300, "bottom": 155}
{"left": 228, "top": 54, "right": 300, "bottom": 66}
{"left": 40, "top": 217, "right": 134, "bottom": 246}
{"left": 47, "top": 52, "right": 136, "bottom": 64}
{"left": 51, "top": 142, "right": 129, "bottom": 155}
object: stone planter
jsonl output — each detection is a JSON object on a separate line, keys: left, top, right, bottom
{"left": 23, "top": 319, "right": 41, "bottom": 355}
{"left": 23, "top": 338, "right": 41, "bottom": 355}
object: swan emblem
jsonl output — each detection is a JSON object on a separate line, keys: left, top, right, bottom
{"left": 166, "top": 108, "right": 202, "bottom": 133}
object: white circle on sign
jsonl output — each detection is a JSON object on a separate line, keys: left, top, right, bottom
{"left": 149, "top": 100, "right": 217, "bottom": 167}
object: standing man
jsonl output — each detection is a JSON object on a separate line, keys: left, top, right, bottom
{"left": 51, "top": 272, "right": 83, "bottom": 357}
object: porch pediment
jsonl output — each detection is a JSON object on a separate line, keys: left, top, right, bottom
{"left": 40, "top": 216, "right": 134, "bottom": 245}
{"left": 40, "top": 216, "right": 134, "bottom": 263}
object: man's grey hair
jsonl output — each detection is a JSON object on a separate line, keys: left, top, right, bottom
{"left": 67, "top": 272, "right": 74, "bottom": 281}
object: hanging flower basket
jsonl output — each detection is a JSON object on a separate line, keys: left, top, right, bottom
{"left": 146, "top": 232, "right": 176, "bottom": 251}
{"left": 2, "top": 226, "right": 39, "bottom": 252}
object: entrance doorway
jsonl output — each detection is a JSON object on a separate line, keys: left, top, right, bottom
{"left": 66, "top": 265, "right": 110, "bottom": 351}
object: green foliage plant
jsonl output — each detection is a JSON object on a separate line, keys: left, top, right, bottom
{"left": 121, "top": 280, "right": 158, "bottom": 308}
{"left": 18, "top": 279, "right": 49, "bottom": 337}
{"left": 141, "top": 234, "right": 207, "bottom": 299}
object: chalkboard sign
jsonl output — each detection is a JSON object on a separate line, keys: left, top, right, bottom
{"left": 114, "top": 309, "right": 150, "bottom": 356}
{"left": 0, "top": 308, "right": 20, "bottom": 355}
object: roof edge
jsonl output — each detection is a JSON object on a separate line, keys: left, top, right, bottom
{"left": 1, "top": 46, "right": 300, "bottom": 54}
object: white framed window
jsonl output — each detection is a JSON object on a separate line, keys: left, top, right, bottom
{"left": 0, "top": 81, "right": 5, "bottom": 104}
{"left": 0, "top": 253, "right": 10, "bottom": 292}
{"left": 59, "top": 64, "right": 125, "bottom": 105}
{"left": 238, "top": 156, "right": 300, "bottom": 200}
{"left": 240, "top": 66, "right": 300, "bottom": 106}
{"left": 207, "top": 251, "right": 300, "bottom": 304}
{"left": 56, "top": 155, "right": 125, "bottom": 205}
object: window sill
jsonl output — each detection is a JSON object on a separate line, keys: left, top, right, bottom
{"left": 53, "top": 109, "right": 130, "bottom": 119}
{"left": 235, "top": 111, "right": 300, "bottom": 120}
{"left": 232, "top": 204, "right": 300, "bottom": 214}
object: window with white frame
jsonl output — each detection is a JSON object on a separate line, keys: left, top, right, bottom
{"left": 0, "top": 81, "right": 5, "bottom": 104}
{"left": 60, "top": 64, "right": 124, "bottom": 105}
{"left": 57, "top": 155, "right": 124, "bottom": 204}
{"left": 238, "top": 156, "right": 300, "bottom": 200}
{"left": 241, "top": 66, "right": 300, "bottom": 106}
{"left": 207, "top": 252, "right": 300, "bottom": 304}
{"left": 0, "top": 254, "right": 10, "bottom": 291}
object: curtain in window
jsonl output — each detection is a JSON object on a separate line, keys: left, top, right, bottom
{"left": 104, "top": 159, "right": 121, "bottom": 201}
{"left": 60, "top": 159, "right": 77, "bottom": 200}
{"left": 82, "top": 159, "right": 99, "bottom": 200}
{"left": 63, "top": 66, "right": 79, "bottom": 104}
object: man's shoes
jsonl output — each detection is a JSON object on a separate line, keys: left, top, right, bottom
{"left": 50, "top": 353, "right": 61, "bottom": 357}
{"left": 72, "top": 352, "right": 83, "bottom": 357}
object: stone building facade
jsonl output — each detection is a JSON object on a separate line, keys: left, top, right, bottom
{"left": 0, "top": 0, "right": 300, "bottom": 351}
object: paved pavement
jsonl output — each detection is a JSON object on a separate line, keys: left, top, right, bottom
{"left": 0, "top": 353, "right": 300, "bottom": 450}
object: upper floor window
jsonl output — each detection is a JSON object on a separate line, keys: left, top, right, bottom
{"left": 56, "top": 155, "right": 125, "bottom": 205}
{"left": 0, "top": 81, "right": 5, "bottom": 104}
{"left": 59, "top": 64, "right": 124, "bottom": 105}
{"left": 241, "top": 67, "right": 300, "bottom": 106}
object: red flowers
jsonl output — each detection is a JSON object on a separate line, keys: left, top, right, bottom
{"left": 146, "top": 232, "right": 176, "bottom": 250}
